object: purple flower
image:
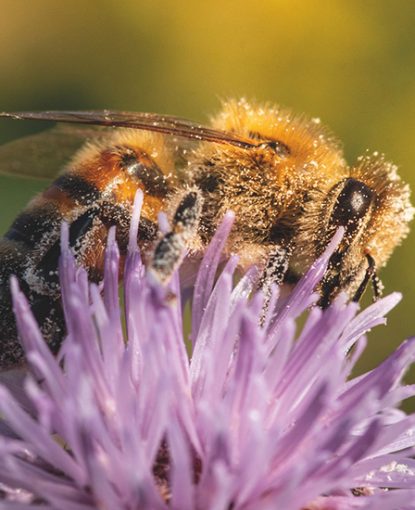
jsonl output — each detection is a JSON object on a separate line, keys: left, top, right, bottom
{"left": 1, "top": 190, "right": 415, "bottom": 509}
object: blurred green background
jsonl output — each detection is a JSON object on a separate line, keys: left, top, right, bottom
{"left": 0, "top": 0, "right": 414, "bottom": 380}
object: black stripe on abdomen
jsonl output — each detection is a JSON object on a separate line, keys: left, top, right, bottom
{"left": 35, "top": 208, "right": 98, "bottom": 284}
{"left": 5, "top": 206, "right": 57, "bottom": 249}
{"left": 54, "top": 174, "right": 101, "bottom": 205}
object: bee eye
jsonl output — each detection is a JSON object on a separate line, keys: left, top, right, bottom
{"left": 331, "top": 178, "right": 374, "bottom": 228}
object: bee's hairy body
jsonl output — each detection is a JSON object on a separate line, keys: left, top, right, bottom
{"left": 0, "top": 130, "right": 176, "bottom": 367}
{"left": 0, "top": 99, "right": 413, "bottom": 369}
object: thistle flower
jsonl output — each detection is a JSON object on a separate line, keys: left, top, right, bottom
{"left": 1, "top": 192, "right": 415, "bottom": 509}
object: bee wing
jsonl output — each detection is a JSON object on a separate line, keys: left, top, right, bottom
{"left": 0, "top": 124, "right": 106, "bottom": 180}
{"left": 0, "top": 110, "right": 255, "bottom": 149}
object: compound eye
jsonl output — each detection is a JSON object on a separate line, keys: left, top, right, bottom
{"left": 331, "top": 178, "right": 374, "bottom": 228}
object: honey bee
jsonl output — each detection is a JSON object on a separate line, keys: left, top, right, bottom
{"left": 0, "top": 98, "right": 413, "bottom": 371}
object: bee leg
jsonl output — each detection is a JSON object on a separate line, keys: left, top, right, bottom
{"left": 99, "top": 201, "right": 158, "bottom": 253}
{"left": 258, "top": 244, "right": 291, "bottom": 322}
{"left": 319, "top": 277, "right": 338, "bottom": 309}
{"left": 150, "top": 190, "right": 203, "bottom": 282}
{"left": 371, "top": 272, "right": 384, "bottom": 301}
{"left": 352, "top": 254, "right": 379, "bottom": 303}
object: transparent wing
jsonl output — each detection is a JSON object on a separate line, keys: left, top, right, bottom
{"left": 0, "top": 110, "right": 255, "bottom": 149}
{"left": 0, "top": 124, "right": 106, "bottom": 180}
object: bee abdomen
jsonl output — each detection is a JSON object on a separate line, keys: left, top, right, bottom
{"left": 5, "top": 205, "right": 58, "bottom": 250}
{"left": 35, "top": 208, "right": 98, "bottom": 285}
{"left": 53, "top": 174, "right": 101, "bottom": 205}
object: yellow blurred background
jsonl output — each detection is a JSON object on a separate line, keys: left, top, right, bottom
{"left": 0, "top": 0, "right": 414, "bottom": 380}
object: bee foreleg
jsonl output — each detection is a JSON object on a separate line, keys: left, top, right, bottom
{"left": 150, "top": 189, "right": 203, "bottom": 283}
{"left": 371, "top": 272, "right": 384, "bottom": 301}
{"left": 352, "top": 253, "right": 383, "bottom": 303}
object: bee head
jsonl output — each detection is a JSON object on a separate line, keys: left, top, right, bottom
{"left": 329, "top": 178, "right": 375, "bottom": 233}
{"left": 318, "top": 153, "right": 414, "bottom": 306}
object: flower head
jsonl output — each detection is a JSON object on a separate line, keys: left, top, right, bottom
{"left": 1, "top": 192, "right": 415, "bottom": 509}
